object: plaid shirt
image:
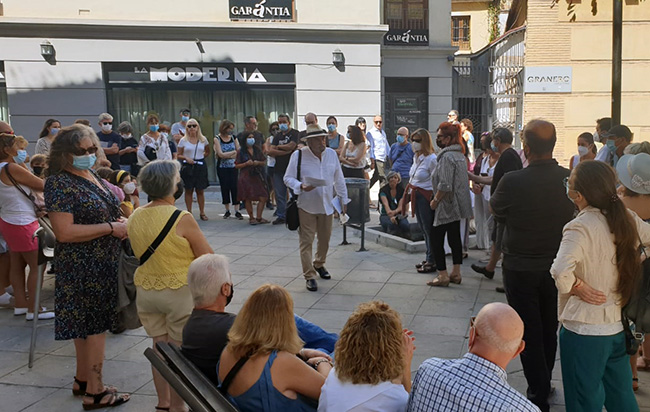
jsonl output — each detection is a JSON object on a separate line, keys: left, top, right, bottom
{"left": 407, "top": 353, "right": 540, "bottom": 412}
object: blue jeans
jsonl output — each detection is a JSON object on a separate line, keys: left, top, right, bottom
{"left": 273, "top": 172, "right": 288, "bottom": 219}
{"left": 294, "top": 314, "right": 337, "bottom": 356}
{"left": 414, "top": 191, "right": 435, "bottom": 264}
{"left": 380, "top": 215, "right": 410, "bottom": 235}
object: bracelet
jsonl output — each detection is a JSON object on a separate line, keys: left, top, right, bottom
{"left": 313, "top": 359, "right": 333, "bottom": 370}
{"left": 107, "top": 221, "right": 114, "bottom": 235}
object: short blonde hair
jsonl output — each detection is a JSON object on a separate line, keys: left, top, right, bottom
{"left": 335, "top": 301, "right": 405, "bottom": 385}
{"left": 227, "top": 284, "right": 303, "bottom": 358}
{"left": 14, "top": 136, "right": 28, "bottom": 149}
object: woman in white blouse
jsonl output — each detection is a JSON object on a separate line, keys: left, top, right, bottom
{"left": 404, "top": 129, "right": 437, "bottom": 274}
{"left": 550, "top": 160, "right": 650, "bottom": 412}
{"left": 137, "top": 113, "right": 172, "bottom": 166}
{"left": 473, "top": 133, "right": 499, "bottom": 250}
{"left": 177, "top": 118, "right": 210, "bottom": 220}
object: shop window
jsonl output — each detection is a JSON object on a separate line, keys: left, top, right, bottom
{"left": 451, "top": 16, "right": 471, "bottom": 51}
{"left": 384, "top": 0, "right": 428, "bottom": 30}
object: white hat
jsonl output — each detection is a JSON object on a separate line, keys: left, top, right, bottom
{"left": 617, "top": 153, "right": 650, "bottom": 195}
{"left": 301, "top": 124, "right": 328, "bottom": 141}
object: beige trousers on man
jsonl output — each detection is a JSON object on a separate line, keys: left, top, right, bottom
{"left": 298, "top": 208, "right": 333, "bottom": 280}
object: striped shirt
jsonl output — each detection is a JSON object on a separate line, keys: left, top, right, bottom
{"left": 431, "top": 144, "right": 473, "bottom": 226}
{"left": 407, "top": 353, "right": 540, "bottom": 412}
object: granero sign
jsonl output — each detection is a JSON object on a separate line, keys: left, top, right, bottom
{"left": 229, "top": 0, "right": 294, "bottom": 21}
{"left": 383, "top": 29, "right": 429, "bottom": 46}
{"left": 103, "top": 63, "right": 296, "bottom": 87}
{"left": 524, "top": 66, "right": 572, "bottom": 93}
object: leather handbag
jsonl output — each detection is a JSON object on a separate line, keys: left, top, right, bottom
{"left": 286, "top": 150, "right": 302, "bottom": 231}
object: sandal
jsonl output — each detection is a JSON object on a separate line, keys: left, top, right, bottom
{"left": 633, "top": 377, "right": 639, "bottom": 392}
{"left": 73, "top": 377, "right": 117, "bottom": 397}
{"left": 249, "top": 219, "right": 258, "bottom": 225}
{"left": 450, "top": 274, "right": 462, "bottom": 284}
{"left": 637, "top": 356, "right": 650, "bottom": 371}
{"left": 257, "top": 218, "right": 270, "bottom": 224}
{"left": 82, "top": 390, "right": 130, "bottom": 410}
{"left": 417, "top": 263, "right": 437, "bottom": 273}
{"left": 200, "top": 214, "right": 209, "bottom": 221}
{"left": 415, "top": 260, "right": 427, "bottom": 269}
{"left": 427, "top": 276, "right": 450, "bottom": 287}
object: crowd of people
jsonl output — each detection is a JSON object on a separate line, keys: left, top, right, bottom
{"left": 0, "top": 106, "right": 648, "bottom": 412}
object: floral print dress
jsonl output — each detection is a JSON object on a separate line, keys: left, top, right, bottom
{"left": 44, "top": 172, "right": 121, "bottom": 340}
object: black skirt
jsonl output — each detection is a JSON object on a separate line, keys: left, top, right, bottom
{"left": 180, "top": 162, "right": 209, "bottom": 190}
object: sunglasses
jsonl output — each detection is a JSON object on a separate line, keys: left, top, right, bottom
{"left": 187, "top": 124, "right": 198, "bottom": 129}
{"left": 102, "top": 122, "right": 112, "bottom": 125}
{"left": 72, "top": 146, "right": 99, "bottom": 156}
{"left": 375, "top": 121, "right": 382, "bottom": 124}
{"left": 271, "top": 128, "right": 280, "bottom": 132}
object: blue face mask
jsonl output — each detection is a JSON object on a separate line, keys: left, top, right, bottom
{"left": 72, "top": 154, "right": 97, "bottom": 170}
{"left": 396, "top": 135, "right": 406, "bottom": 144}
{"left": 13, "top": 150, "right": 27, "bottom": 164}
{"left": 50, "top": 128, "right": 60, "bottom": 136}
{"left": 490, "top": 142, "right": 498, "bottom": 152}
{"left": 606, "top": 139, "right": 617, "bottom": 154}
{"left": 246, "top": 138, "right": 256, "bottom": 147}
{"left": 181, "top": 115, "right": 190, "bottom": 122}
{"left": 279, "top": 123, "right": 289, "bottom": 132}
{"left": 149, "top": 124, "right": 160, "bottom": 132}
{"left": 327, "top": 124, "right": 336, "bottom": 133}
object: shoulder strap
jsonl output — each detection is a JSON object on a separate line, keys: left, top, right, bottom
{"left": 4, "top": 164, "right": 36, "bottom": 203}
{"left": 219, "top": 354, "right": 251, "bottom": 396}
{"left": 297, "top": 149, "right": 302, "bottom": 182}
{"left": 139, "top": 209, "right": 182, "bottom": 265}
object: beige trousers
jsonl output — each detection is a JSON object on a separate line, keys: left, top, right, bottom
{"left": 298, "top": 208, "right": 333, "bottom": 280}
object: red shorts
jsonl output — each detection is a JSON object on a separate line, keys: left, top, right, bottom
{"left": 0, "top": 218, "right": 39, "bottom": 252}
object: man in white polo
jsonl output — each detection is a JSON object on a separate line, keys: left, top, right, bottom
{"left": 285, "top": 124, "right": 349, "bottom": 292}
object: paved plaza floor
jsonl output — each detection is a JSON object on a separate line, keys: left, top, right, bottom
{"left": 1, "top": 188, "right": 649, "bottom": 411}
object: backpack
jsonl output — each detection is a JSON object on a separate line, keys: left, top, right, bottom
{"left": 622, "top": 239, "right": 650, "bottom": 355}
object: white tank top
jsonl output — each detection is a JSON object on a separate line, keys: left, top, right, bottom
{"left": 343, "top": 143, "right": 365, "bottom": 169}
{"left": 0, "top": 162, "right": 38, "bottom": 225}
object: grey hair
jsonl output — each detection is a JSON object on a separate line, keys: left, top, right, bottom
{"left": 98, "top": 113, "right": 113, "bottom": 123}
{"left": 187, "top": 254, "right": 231, "bottom": 307}
{"left": 138, "top": 160, "right": 180, "bottom": 200}
{"left": 117, "top": 121, "right": 134, "bottom": 135}
{"left": 386, "top": 170, "right": 401, "bottom": 184}
{"left": 474, "top": 315, "right": 522, "bottom": 354}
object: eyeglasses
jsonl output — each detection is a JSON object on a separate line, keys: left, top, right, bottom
{"left": 271, "top": 128, "right": 279, "bottom": 132}
{"left": 71, "top": 146, "right": 99, "bottom": 156}
{"left": 411, "top": 139, "right": 422, "bottom": 143}
{"left": 447, "top": 113, "right": 456, "bottom": 117}
{"left": 187, "top": 124, "right": 198, "bottom": 129}
{"left": 102, "top": 122, "right": 112, "bottom": 125}
{"left": 374, "top": 121, "right": 382, "bottom": 124}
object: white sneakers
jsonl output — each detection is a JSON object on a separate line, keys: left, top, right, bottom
{"left": 0, "top": 292, "right": 13, "bottom": 308}
{"left": 14, "top": 307, "right": 55, "bottom": 320}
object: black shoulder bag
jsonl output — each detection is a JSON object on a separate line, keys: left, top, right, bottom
{"left": 139, "top": 209, "right": 182, "bottom": 265}
{"left": 286, "top": 150, "right": 302, "bottom": 231}
{"left": 622, "top": 238, "right": 650, "bottom": 355}
{"left": 218, "top": 354, "right": 251, "bottom": 396}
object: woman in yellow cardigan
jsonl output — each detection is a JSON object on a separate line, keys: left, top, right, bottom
{"left": 127, "top": 160, "right": 213, "bottom": 412}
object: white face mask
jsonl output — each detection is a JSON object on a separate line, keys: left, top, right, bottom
{"left": 101, "top": 124, "right": 112, "bottom": 132}
{"left": 577, "top": 146, "right": 589, "bottom": 157}
{"left": 123, "top": 182, "right": 136, "bottom": 195}
{"left": 411, "top": 141, "right": 422, "bottom": 152}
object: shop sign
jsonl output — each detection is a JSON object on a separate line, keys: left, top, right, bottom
{"left": 383, "top": 29, "right": 429, "bottom": 46}
{"left": 524, "top": 66, "right": 572, "bottom": 93}
{"left": 104, "top": 63, "right": 296, "bottom": 86}
{"left": 229, "top": 0, "right": 294, "bottom": 21}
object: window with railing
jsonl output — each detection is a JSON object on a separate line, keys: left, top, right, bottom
{"left": 384, "top": 0, "right": 428, "bottom": 30}
{"left": 451, "top": 16, "right": 471, "bottom": 50}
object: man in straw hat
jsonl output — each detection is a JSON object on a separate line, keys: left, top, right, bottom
{"left": 284, "top": 124, "right": 349, "bottom": 291}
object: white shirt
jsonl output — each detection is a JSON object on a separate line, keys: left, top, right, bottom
{"left": 408, "top": 153, "right": 437, "bottom": 191}
{"left": 367, "top": 127, "right": 390, "bottom": 162}
{"left": 550, "top": 207, "right": 650, "bottom": 335}
{"left": 137, "top": 133, "right": 172, "bottom": 164}
{"left": 177, "top": 137, "right": 207, "bottom": 161}
{"left": 0, "top": 162, "right": 38, "bottom": 225}
{"left": 284, "top": 147, "right": 349, "bottom": 215}
{"left": 266, "top": 136, "right": 276, "bottom": 167}
{"left": 318, "top": 369, "right": 408, "bottom": 412}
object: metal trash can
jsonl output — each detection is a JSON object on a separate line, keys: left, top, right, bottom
{"left": 344, "top": 178, "right": 370, "bottom": 224}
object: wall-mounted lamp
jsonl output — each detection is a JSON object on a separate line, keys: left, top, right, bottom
{"left": 40, "top": 40, "right": 55, "bottom": 60}
{"left": 332, "top": 49, "right": 345, "bottom": 67}
{"left": 195, "top": 39, "right": 205, "bottom": 54}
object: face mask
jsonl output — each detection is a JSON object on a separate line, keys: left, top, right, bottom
{"left": 101, "top": 124, "right": 112, "bottom": 132}
{"left": 411, "top": 141, "right": 421, "bottom": 152}
{"left": 121, "top": 134, "right": 132, "bottom": 139}
{"left": 123, "top": 182, "right": 136, "bottom": 195}
{"left": 50, "top": 128, "right": 60, "bottom": 136}
{"left": 490, "top": 142, "right": 498, "bottom": 152}
{"left": 72, "top": 154, "right": 97, "bottom": 170}
{"left": 246, "top": 138, "right": 256, "bottom": 147}
{"left": 181, "top": 115, "right": 190, "bottom": 122}
{"left": 279, "top": 123, "right": 289, "bottom": 132}
{"left": 397, "top": 135, "right": 406, "bottom": 144}
{"left": 436, "top": 139, "right": 446, "bottom": 149}
{"left": 327, "top": 124, "right": 336, "bottom": 133}
{"left": 606, "top": 139, "right": 617, "bottom": 154}
{"left": 32, "top": 166, "right": 44, "bottom": 176}
{"left": 13, "top": 150, "right": 27, "bottom": 164}
{"left": 149, "top": 124, "right": 160, "bottom": 132}
{"left": 577, "top": 146, "right": 589, "bottom": 157}
{"left": 226, "top": 284, "right": 234, "bottom": 306}
{"left": 593, "top": 131, "right": 600, "bottom": 143}
{"left": 173, "top": 180, "right": 184, "bottom": 200}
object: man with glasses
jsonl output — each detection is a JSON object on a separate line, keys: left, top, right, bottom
{"left": 447, "top": 110, "right": 459, "bottom": 124}
{"left": 367, "top": 115, "right": 390, "bottom": 191}
{"left": 408, "top": 303, "right": 538, "bottom": 412}
{"left": 388, "top": 126, "right": 413, "bottom": 190}
{"left": 97, "top": 113, "right": 122, "bottom": 170}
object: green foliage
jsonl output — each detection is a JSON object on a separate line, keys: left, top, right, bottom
{"left": 488, "top": 0, "right": 501, "bottom": 41}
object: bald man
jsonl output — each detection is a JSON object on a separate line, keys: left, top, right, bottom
{"left": 0, "top": 121, "right": 14, "bottom": 135}
{"left": 298, "top": 112, "right": 318, "bottom": 141}
{"left": 489, "top": 120, "right": 574, "bottom": 412}
{"left": 408, "top": 303, "right": 539, "bottom": 411}
{"left": 388, "top": 126, "right": 413, "bottom": 188}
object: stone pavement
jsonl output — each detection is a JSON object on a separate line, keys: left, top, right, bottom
{"left": 1, "top": 188, "right": 649, "bottom": 411}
